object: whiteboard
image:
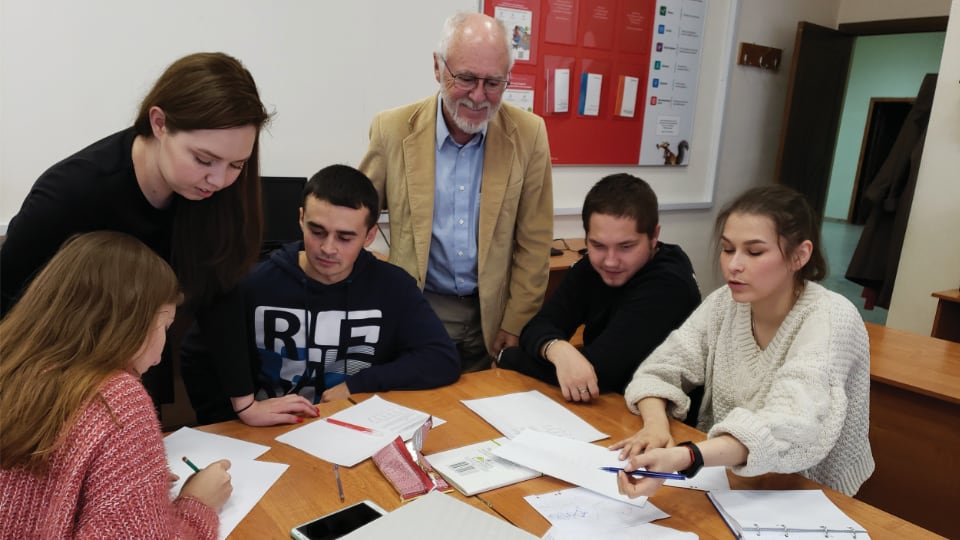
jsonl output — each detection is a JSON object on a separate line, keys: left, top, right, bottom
{"left": 0, "top": 0, "right": 737, "bottom": 227}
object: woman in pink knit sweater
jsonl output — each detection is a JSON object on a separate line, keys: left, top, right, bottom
{"left": 0, "top": 231, "right": 232, "bottom": 539}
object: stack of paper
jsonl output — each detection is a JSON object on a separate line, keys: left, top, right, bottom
{"left": 163, "top": 427, "right": 288, "bottom": 540}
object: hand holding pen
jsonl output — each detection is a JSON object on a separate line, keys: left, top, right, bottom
{"left": 615, "top": 444, "right": 696, "bottom": 500}
{"left": 179, "top": 457, "right": 234, "bottom": 511}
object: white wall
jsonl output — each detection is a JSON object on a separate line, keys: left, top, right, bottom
{"left": 886, "top": 0, "right": 960, "bottom": 334}
{"left": 0, "top": 0, "right": 473, "bottom": 224}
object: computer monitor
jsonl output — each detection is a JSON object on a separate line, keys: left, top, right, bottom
{"left": 261, "top": 176, "right": 306, "bottom": 256}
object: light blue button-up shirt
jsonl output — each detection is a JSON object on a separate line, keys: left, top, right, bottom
{"left": 424, "top": 96, "right": 485, "bottom": 296}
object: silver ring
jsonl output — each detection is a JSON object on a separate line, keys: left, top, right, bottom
{"left": 578, "top": 388, "right": 588, "bottom": 393}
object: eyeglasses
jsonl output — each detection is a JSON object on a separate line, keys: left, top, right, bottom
{"left": 439, "top": 56, "right": 510, "bottom": 95}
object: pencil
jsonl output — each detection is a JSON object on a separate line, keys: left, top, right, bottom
{"left": 182, "top": 456, "right": 201, "bottom": 473}
{"left": 334, "top": 464, "right": 344, "bottom": 502}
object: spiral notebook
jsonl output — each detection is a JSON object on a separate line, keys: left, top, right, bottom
{"left": 707, "top": 490, "right": 870, "bottom": 539}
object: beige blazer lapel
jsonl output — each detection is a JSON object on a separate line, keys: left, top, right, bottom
{"left": 401, "top": 96, "right": 439, "bottom": 283}
{"left": 477, "top": 110, "right": 518, "bottom": 271}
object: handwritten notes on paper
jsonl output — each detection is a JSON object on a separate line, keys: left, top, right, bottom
{"left": 527, "top": 487, "right": 698, "bottom": 539}
{"left": 526, "top": 487, "right": 668, "bottom": 530}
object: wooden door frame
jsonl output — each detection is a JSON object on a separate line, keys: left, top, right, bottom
{"left": 838, "top": 16, "right": 947, "bottom": 35}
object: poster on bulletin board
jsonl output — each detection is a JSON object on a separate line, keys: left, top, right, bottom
{"left": 484, "top": 0, "right": 706, "bottom": 166}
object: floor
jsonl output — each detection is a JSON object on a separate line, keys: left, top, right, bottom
{"left": 820, "top": 219, "right": 888, "bottom": 326}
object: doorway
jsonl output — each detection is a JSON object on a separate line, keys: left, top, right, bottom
{"left": 775, "top": 18, "right": 946, "bottom": 326}
{"left": 775, "top": 16, "right": 948, "bottom": 223}
{"left": 848, "top": 98, "right": 914, "bottom": 224}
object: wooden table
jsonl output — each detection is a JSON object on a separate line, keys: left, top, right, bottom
{"left": 857, "top": 323, "right": 960, "bottom": 538}
{"left": 200, "top": 369, "right": 944, "bottom": 539}
{"left": 931, "top": 289, "right": 960, "bottom": 342}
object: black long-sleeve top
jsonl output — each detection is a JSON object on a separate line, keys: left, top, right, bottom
{"left": 0, "top": 128, "right": 253, "bottom": 399}
{"left": 511, "top": 242, "right": 701, "bottom": 393}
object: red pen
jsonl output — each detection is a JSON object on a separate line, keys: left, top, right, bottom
{"left": 325, "top": 417, "right": 382, "bottom": 435}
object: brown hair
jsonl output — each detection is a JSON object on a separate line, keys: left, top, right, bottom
{"left": 0, "top": 232, "right": 181, "bottom": 472}
{"left": 714, "top": 184, "right": 827, "bottom": 291}
{"left": 134, "top": 52, "right": 271, "bottom": 306}
{"left": 582, "top": 173, "right": 659, "bottom": 236}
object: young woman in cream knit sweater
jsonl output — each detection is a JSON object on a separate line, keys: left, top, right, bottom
{"left": 612, "top": 185, "right": 874, "bottom": 497}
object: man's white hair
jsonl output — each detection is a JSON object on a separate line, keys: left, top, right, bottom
{"left": 435, "top": 12, "right": 514, "bottom": 72}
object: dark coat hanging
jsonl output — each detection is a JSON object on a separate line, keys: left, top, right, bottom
{"left": 845, "top": 73, "right": 938, "bottom": 309}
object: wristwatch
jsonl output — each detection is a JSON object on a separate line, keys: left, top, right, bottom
{"left": 676, "top": 441, "right": 704, "bottom": 478}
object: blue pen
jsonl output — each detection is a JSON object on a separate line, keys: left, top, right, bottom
{"left": 599, "top": 467, "right": 686, "bottom": 480}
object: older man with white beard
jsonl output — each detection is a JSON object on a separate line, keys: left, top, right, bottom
{"left": 360, "top": 12, "right": 553, "bottom": 372}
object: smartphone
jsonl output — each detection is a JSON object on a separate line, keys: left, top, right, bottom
{"left": 290, "top": 500, "right": 387, "bottom": 540}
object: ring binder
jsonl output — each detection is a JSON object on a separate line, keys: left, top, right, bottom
{"left": 708, "top": 490, "right": 870, "bottom": 539}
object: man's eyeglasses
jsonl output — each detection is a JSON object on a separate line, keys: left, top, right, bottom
{"left": 439, "top": 56, "right": 510, "bottom": 94}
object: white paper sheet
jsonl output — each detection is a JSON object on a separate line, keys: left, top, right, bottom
{"left": 525, "top": 487, "right": 669, "bottom": 534}
{"left": 663, "top": 466, "right": 730, "bottom": 491}
{"left": 553, "top": 68, "right": 570, "bottom": 112}
{"left": 164, "top": 426, "right": 270, "bottom": 463}
{"left": 163, "top": 428, "right": 287, "bottom": 540}
{"left": 461, "top": 390, "right": 607, "bottom": 442}
{"left": 491, "top": 430, "right": 647, "bottom": 507}
{"left": 617, "top": 75, "right": 639, "bottom": 117}
{"left": 275, "top": 395, "right": 443, "bottom": 467}
{"left": 172, "top": 458, "right": 287, "bottom": 540}
{"left": 580, "top": 73, "right": 602, "bottom": 116}
{"left": 543, "top": 522, "right": 698, "bottom": 540}
{"left": 343, "top": 490, "right": 537, "bottom": 540}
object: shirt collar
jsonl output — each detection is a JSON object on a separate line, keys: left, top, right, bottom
{"left": 436, "top": 94, "right": 485, "bottom": 149}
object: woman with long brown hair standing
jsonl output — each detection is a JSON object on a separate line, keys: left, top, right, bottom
{"left": 0, "top": 52, "right": 316, "bottom": 425}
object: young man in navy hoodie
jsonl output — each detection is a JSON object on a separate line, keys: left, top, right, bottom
{"left": 498, "top": 174, "right": 700, "bottom": 404}
{"left": 184, "top": 165, "right": 460, "bottom": 426}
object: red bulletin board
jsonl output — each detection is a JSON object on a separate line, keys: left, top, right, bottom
{"left": 486, "top": 0, "right": 656, "bottom": 165}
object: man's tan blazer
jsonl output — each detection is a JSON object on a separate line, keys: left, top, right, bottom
{"left": 359, "top": 94, "right": 554, "bottom": 356}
